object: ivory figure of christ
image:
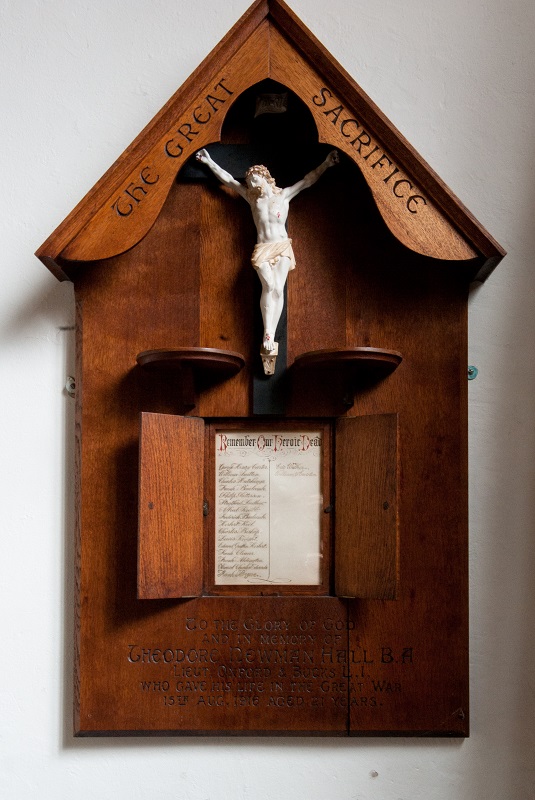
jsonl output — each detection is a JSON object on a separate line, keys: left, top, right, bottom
{"left": 196, "top": 149, "right": 339, "bottom": 364}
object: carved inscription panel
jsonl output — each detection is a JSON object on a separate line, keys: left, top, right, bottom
{"left": 78, "top": 598, "right": 427, "bottom": 735}
{"left": 124, "top": 600, "right": 349, "bottom": 733}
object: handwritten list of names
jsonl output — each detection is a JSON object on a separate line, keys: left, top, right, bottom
{"left": 215, "top": 432, "right": 322, "bottom": 585}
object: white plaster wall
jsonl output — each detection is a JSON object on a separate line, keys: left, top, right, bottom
{"left": 1, "top": 0, "right": 533, "bottom": 797}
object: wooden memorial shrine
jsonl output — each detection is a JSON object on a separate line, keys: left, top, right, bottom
{"left": 37, "top": 0, "right": 504, "bottom": 736}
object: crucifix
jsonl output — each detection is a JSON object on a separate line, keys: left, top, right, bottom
{"left": 196, "top": 148, "right": 339, "bottom": 373}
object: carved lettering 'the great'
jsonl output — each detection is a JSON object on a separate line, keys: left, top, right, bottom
{"left": 165, "top": 79, "right": 234, "bottom": 158}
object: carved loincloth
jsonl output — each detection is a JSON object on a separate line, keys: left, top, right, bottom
{"left": 251, "top": 239, "right": 296, "bottom": 271}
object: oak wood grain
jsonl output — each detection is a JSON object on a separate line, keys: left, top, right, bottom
{"left": 69, "top": 130, "right": 471, "bottom": 735}
{"left": 138, "top": 413, "right": 204, "bottom": 598}
{"left": 335, "top": 414, "right": 398, "bottom": 599}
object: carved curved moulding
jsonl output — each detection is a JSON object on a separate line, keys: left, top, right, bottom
{"left": 136, "top": 347, "right": 245, "bottom": 376}
{"left": 293, "top": 347, "right": 403, "bottom": 375}
{"left": 36, "top": 0, "right": 504, "bottom": 282}
{"left": 137, "top": 347, "right": 246, "bottom": 410}
{"left": 291, "top": 348, "right": 403, "bottom": 409}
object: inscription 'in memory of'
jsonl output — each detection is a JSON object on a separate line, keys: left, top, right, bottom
{"left": 215, "top": 432, "right": 323, "bottom": 586}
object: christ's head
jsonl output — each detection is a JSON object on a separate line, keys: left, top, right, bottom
{"left": 245, "top": 164, "right": 281, "bottom": 196}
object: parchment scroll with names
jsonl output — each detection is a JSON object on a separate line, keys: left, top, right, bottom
{"left": 215, "top": 431, "right": 323, "bottom": 585}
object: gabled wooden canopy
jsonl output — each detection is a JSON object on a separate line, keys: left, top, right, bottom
{"left": 36, "top": 0, "right": 504, "bottom": 282}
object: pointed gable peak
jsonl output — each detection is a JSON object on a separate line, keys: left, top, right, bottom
{"left": 37, "top": 0, "right": 504, "bottom": 281}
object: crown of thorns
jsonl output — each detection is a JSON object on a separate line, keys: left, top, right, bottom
{"left": 245, "top": 164, "right": 279, "bottom": 191}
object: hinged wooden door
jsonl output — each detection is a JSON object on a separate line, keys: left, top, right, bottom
{"left": 335, "top": 414, "right": 398, "bottom": 599}
{"left": 138, "top": 412, "right": 205, "bottom": 599}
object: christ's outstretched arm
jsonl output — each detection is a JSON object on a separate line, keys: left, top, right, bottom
{"left": 196, "top": 149, "right": 248, "bottom": 199}
{"left": 283, "top": 150, "right": 339, "bottom": 201}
